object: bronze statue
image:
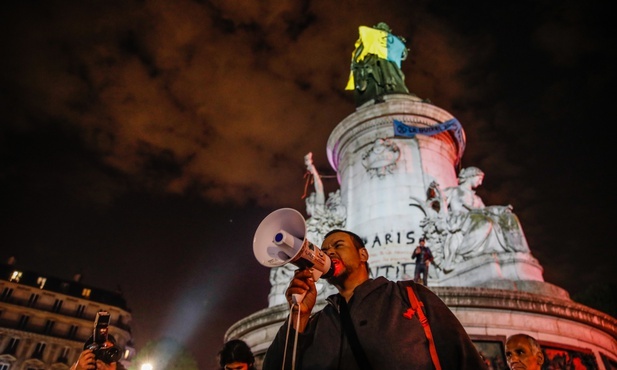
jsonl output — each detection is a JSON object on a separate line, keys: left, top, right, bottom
{"left": 346, "top": 22, "right": 410, "bottom": 106}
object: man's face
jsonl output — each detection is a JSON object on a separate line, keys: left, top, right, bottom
{"left": 321, "top": 232, "right": 367, "bottom": 282}
{"left": 505, "top": 336, "right": 543, "bottom": 370}
{"left": 224, "top": 362, "right": 250, "bottom": 370}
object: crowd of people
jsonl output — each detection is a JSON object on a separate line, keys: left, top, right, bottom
{"left": 73, "top": 297, "right": 547, "bottom": 370}
{"left": 217, "top": 333, "right": 548, "bottom": 369}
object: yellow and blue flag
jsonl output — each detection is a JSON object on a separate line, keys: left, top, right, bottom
{"left": 346, "top": 26, "right": 407, "bottom": 90}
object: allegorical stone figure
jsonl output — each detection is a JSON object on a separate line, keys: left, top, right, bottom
{"left": 304, "top": 152, "right": 346, "bottom": 245}
{"left": 345, "top": 22, "right": 410, "bottom": 106}
{"left": 440, "top": 167, "right": 530, "bottom": 270}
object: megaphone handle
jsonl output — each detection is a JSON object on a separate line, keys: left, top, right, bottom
{"left": 292, "top": 268, "right": 323, "bottom": 304}
{"left": 292, "top": 292, "right": 306, "bottom": 305}
{"left": 291, "top": 269, "right": 323, "bottom": 305}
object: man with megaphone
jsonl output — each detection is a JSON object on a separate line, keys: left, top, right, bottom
{"left": 261, "top": 229, "right": 488, "bottom": 370}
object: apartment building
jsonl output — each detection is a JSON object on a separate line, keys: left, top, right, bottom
{"left": 0, "top": 261, "right": 134, "bottom": 370}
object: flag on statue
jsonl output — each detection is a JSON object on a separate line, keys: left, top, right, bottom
{"left": 345, "top": 26, "right": 407, "bottom": 90}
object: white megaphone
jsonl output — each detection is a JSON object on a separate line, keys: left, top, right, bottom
{"left": 253, "top": 208, "right": 334, "bottom": 304}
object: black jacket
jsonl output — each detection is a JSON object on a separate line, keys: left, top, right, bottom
{"left": 263, "top": 277, "right": 487, "bottom": 370}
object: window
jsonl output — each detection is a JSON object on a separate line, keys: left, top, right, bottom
{"left": 540, "top": 342, "right": 598, "bottom": 369}
{"left": 36, "top": 277, "right": 47, "bottom": 289}
{"left": 0, "top": 363, "right": 9, "bottom": 370}
{"left": 32, "top": 342, "right": 46, "bottom": 359}
{"left": 27, "top": 294, "right": 39, "bottom": 307}
{"left": 52, "top": 299, "right": 63, "bottom": 313}
{"left": 76, "top": 304, "right": 85, "bottom": 317}
{"left": 601, "top": 353, "right": 617, "bottom": 369}
{"left": 68, "top": 325, "right": 78, "bottom": 339}
{"left": 0, "top": 288, "right": 13, "bottom": 301}
{"left": 81, "top": 288, "right": 91, "bottom": 298}
{"left": 57, "top": 347, "right": 70, "bottom": 364}
{"left": 18, "top": 315, "right": 29, "bottom": 329}
{"left": 9, "top": 271, "right": 22, "bottom": 283}
{"left": 44, "top": 320, "right": 55, "bottom": 334}
{"left": 3, "top": 338, "right": 20, "bottom": 355}
{"left": 472, "top": 339, "right": 505, "bottom": 369}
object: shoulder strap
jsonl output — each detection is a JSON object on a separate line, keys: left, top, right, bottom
{"left": 339, "top": 299, "right": 373, "bottom": 370}
{"left": 406, "top": 286, "right": 443, "bottom": 370}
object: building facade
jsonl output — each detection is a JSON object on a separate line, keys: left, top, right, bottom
{"left": 0, "top": 261, "right": 134, "bottom": 370}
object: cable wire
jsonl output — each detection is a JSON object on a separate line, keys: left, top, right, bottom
{"left": 282, "top": 303, "right": 302, "bottom": 370}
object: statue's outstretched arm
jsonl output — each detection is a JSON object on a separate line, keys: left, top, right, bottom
{"left": 305, "top": 152, "right": 325, "bottom": 207}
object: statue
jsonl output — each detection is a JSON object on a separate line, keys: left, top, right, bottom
{"left": 345, "top": 22, "right": 410, "bottom": 106}
{"left": 411, "top": 168, "right": 531, "bottom": 275}
{"left": 417, "top": 181, "right": 449, "bottom": 266}
{"left": 303, "top": 152, "right": 346, "bottom": 244}
{"left": 440, "top": 167, "right": 530, "bottom": 270}
{"left": 304, "top": 153, "right": 325, "bottom": 218}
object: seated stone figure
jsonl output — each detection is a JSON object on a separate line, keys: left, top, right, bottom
{"left": 441, "top": 167, "right": 530, "bottom": 270}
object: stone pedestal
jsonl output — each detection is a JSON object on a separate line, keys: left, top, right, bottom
{"left": 228, "top": 94, "right": 617, "bottom": 369}
{"left": 326, "top": 94, "right": 464, "bottom": 282}
{"left": 227, "top": 287, "right": 617, "bottom": 369}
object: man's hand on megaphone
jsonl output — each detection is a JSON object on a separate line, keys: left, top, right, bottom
{"left": 286, "top": 268, "right": 317, "bottom": 333}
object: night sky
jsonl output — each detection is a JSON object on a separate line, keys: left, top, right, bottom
{"left": 1, "top": 1, "right": 614, "bottom": 369}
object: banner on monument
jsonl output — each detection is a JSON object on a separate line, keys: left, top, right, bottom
{"left": 393, "top": 118, "right": 465, "bottom": 163}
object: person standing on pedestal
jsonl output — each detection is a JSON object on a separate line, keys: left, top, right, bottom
{"left": 412, "top": 237, "right": 433, "bottom": 286}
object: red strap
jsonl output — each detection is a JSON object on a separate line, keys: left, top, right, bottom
{"left": 301, "top": 171, "right": 313, "bottom": 199}
{"left": 406, "top": 286, "right": 443, "bottom": 370}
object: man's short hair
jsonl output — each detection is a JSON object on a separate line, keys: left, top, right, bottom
{"left": 507, "top": 333, "right": 542, "bottom": 354}
{"left": 218, "top": 339, "right": 255, "bottom": 368}
{"left": 324, "top": 229, "right": 365, "bottom": 250}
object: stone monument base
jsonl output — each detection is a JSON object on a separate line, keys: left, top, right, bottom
{"left": 429, "top": 252, "right": 568, "bottom": 297}
{"left": 227, "top": 286, "right": 617, "bottom": 369}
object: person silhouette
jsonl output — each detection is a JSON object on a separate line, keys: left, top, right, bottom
{"left": 217, "top": 339, "right": 256, "bottom": 370}
{"left": 412, "top": 237, "right": 434, "bottom": 285}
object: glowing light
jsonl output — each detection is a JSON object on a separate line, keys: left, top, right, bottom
{"left": 141, "top": 363, "right": 153, "bottom": 370}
